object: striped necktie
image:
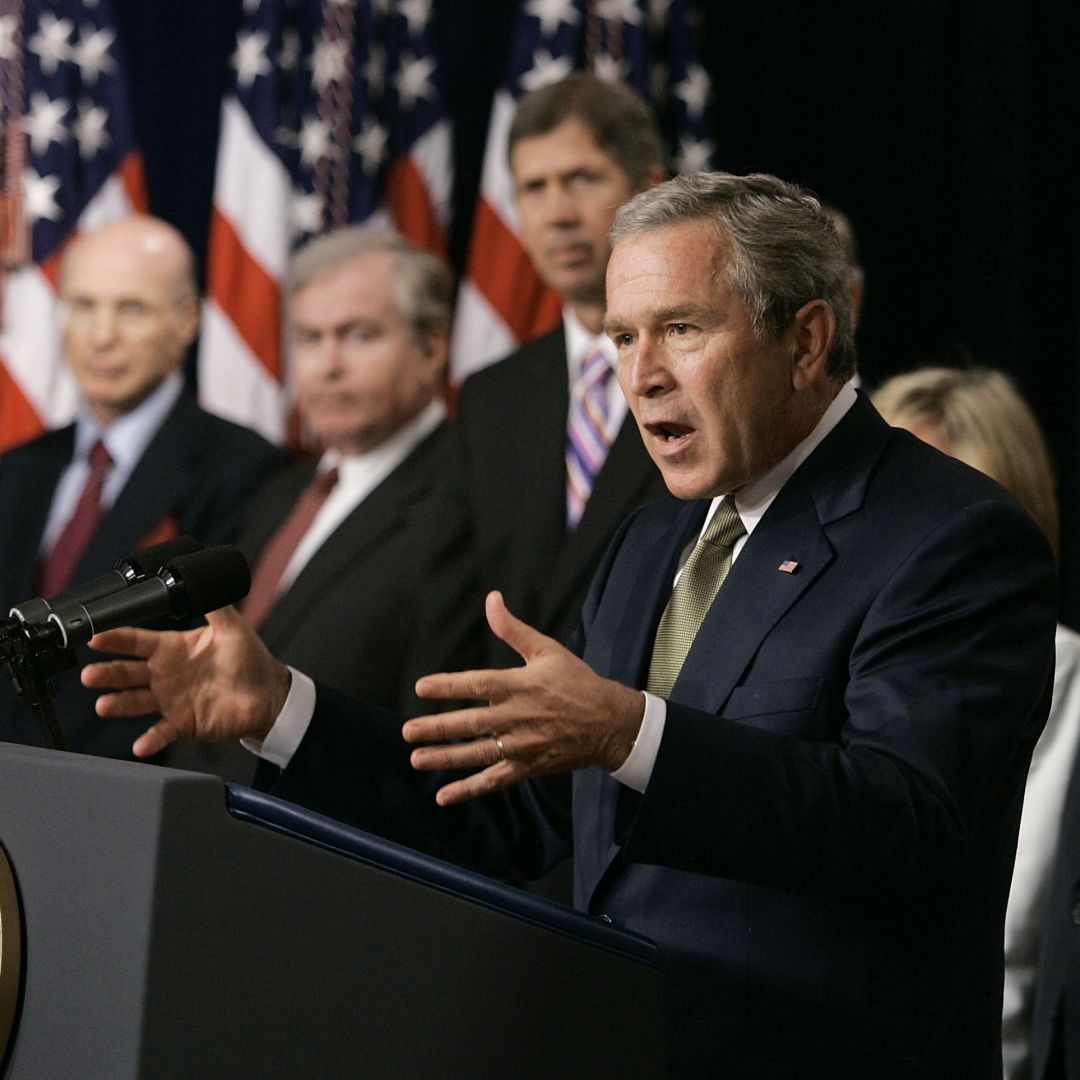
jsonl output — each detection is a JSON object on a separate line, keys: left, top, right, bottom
{"left": 647, "top": 498, "right": 746, "bottom": 698}
{"left": 566, "top": 346, "right": 615, "bottom": 529}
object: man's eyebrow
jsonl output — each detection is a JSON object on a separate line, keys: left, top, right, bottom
{"left": 603, "top": 305, "right": 713, "bottom": 336}
{"left": 652, "top": 305, "right": 712, "bottom": 323}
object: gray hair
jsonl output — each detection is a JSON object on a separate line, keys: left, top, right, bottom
{"left": 610, "top": 172, "right": 857, "bottom": 381}
{"left": 822, "top": 203, "right": 863, "bottom": 283}
{"left": 286, "top": 225, "right": 452, "bottom": 343}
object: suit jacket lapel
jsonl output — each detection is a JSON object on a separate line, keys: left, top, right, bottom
{"left": 522, "top": 332, "right": 573, "bottom": 558}
{"left": 672, "top": 494, "right": 834, "bottom": 711}
{"left": 76, "top": 393, "right": 198, "bottom": 576}
{"left": 257, "top": 429, "right": 442, "bottom": 650}
{"left": 606, "top": 498, "right": 707, "bottom": 689}
{"left": 242, "top": 463, "right": 319, "bottom": 566}
{"left": 671, "top": 394, "right": 888, "bottom": 713}
{"left": 577, "top": 499, "right": 706, "bottom": 905}
{"left": 545, "top": 414, "right": 664, "bottom": 635}
{"left": 582, "top": 393, "right": 891, "bottom": 904}
{"left": 3, "top": 427, "right": 74, "bottom": 601}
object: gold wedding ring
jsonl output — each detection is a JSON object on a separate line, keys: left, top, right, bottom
{"left": 493, "top": 735, "right": 506, "bottom": 761}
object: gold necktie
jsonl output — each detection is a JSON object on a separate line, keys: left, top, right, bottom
{"left": 646, "top": 498, "right": 746, "bottom": 698}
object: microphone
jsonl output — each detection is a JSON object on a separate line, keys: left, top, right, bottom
{"left": 22, "top": 545, "right": 251, "bottom": 654}
{"left": 8, "top": 535, "right": 203, "bottom": 626}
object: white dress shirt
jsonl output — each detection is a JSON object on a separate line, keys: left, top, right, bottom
{"left": 40, "top": 372, "right": 185, "bottom": 556}
{"left": 1001, "top": 623, "right": 1080, "bottom": 1078}
{"left": 276, "top": 398, "right": 446, "bottom": 594}
{"left": 253, "top": 383, "right": 858, "bottom": 778}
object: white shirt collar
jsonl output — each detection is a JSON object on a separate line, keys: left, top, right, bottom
{"left": 316, "top": 396, "right": 446, "bottom": 478}
{"left": 705, "top": 380, "right": 859, "bottom": 539}
{"left": 562, "top": 306, "right": 616, "bottom": 384}
{"left": 74, "top": 370, "right": 184, "bottom": 473}
{"left": 274, "top": 397, "right": 446, "bottom": 596}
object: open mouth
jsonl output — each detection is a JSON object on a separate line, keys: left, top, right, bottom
{"left": 646, "top": 421, "right": 694, "bottom": 443}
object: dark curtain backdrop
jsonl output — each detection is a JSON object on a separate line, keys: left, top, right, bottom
{"left": 113, "top": 0, "right": 1080, "bottom": 626}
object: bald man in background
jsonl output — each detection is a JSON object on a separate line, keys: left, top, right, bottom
{"left": 0, "top": 215, "right": 284, "bottom": 771}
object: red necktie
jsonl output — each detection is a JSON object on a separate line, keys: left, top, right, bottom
{"left": 39, "top": 439, "right": 113, "bottom": 597}
{"left": 242, "top": 467, "right": 339, "bottom": 628}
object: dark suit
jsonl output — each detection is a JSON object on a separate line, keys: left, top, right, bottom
{"left": 237, "top": 423, "right": 449, "bottom": 716}
{"left": 0, "top": 391, "right": 286, "bottom": 765}
{"left": 425, "top": 325, "right": 667, "bottom": 672}
{"left": 260, "top": 394, "right": 1056, "bottom": 1075}
{"left": 1032, "top": 749, "right": 1080, "bottom": 1078}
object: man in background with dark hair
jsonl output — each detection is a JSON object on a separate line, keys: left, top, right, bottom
{"left": 423, "top": 74, "right": 669, "bottom": 678}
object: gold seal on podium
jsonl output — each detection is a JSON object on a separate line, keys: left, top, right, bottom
{"left": 0, "top": 844, "right": 21, "bottom": 1064}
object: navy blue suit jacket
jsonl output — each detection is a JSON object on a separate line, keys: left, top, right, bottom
{"left": 237, "top": 423, "right": 450, "bottom": 716}
{"left": 416, "top": 326, "right": 667, "bottom": 676}
{"left": 0, "top": 391, "right": 286, "bottom": 763}
{"left": 262, "top": 394, "right": 1056, "bottom": 1076}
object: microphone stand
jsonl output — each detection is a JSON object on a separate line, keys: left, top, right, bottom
{"left": 0, "top": 621, "right": 72, "bottom": 752}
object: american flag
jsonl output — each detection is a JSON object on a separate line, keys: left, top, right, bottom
{"left": 0, "top": 0, "right": 148, "bottom": 453}
{"left": 199, "top": 0, "right": 452, "bottom": 444}
{"left": 449, "top": 0, "right": 716, "bottom": 383}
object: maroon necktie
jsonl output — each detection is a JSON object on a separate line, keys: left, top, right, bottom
{"left": 242, "top": 467, "right": 339, "bottom": 628}
{"left": 39, "top": 439, "right": 113, "bottom": 597}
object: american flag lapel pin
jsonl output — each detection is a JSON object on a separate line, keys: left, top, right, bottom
{"left": 777, "top": 559, "right": 800, "bottom": 574}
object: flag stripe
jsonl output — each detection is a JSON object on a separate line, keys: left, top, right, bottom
{"left": 466, "top": 195, "right": 561, "bottom": 342}
{"left": 200, "top": 300, "right": 287, "bottom": 443}
{"left": 449, "top": 2, "right": 717, "bottom": 384}
{"left": 0, "top": 361, "right": 43, "bottom": 453}
{"left": 199, "top": 2, "right": 452, "bottom": 444}
{"left": 120, "top": 151, "right": 149, "bottom": 213}
{"left": 211, "top": 97, "right": 291, "bottom": 278}
{"left": 386, "top": 154, "right": 446, "bottom": 257}
{"left": 206, "top": 207, "right": 284, "bottom": 383}
{"left": 449, "top": 281, "right": 519, "bottom": 384}
{"left": 0, "top": 0, "right": 148, "bottom": 450}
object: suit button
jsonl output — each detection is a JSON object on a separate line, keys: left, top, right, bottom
{"left": 1072, "top": 901, "right": 1080, "bottom": 926}
{"left": 597, "top": 913, "right": 613, "bottom": 924}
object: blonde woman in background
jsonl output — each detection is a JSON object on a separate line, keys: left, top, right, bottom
{"left": 874, "top": 366, "right": 1080, "bottom": 1080}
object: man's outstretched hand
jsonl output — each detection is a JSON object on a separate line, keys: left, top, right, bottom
{"left": 405, "top": 591, "right": 644, "bottom": 806}
{"left": 81, "top": 605, "right": 291, "bottom": 758}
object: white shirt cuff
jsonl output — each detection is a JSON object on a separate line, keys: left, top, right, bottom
{"left": 610, "top": 691, "right": 667, "bottom": 793}
{"left": 240, "top": 666, "right": 316, "bottom": 769}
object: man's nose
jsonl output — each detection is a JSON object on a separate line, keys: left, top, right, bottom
{"left": 621, "top": 338, "right": 672, "bottom": 399}
{"left": 542, "top": 184, "right": 582, "bottom": 226}
{"left": 310, "top": 337, "right": 347, "bottom": 377}
{"left": 87, "top": 306, "right": 119, "bottom": 345}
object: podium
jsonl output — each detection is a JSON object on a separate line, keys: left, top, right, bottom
{"left": 0, "top": 744, "right": 663, "bottom": 1078}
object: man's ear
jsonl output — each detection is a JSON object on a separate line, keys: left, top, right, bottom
{"left": 421, "top": 327, "right": 450, "bottom": 382}
{"left": 176, "top": 295, "right": 200, "bottom": 351}
{"left": 789, "top": 299, "right": 835, "bottom": 390}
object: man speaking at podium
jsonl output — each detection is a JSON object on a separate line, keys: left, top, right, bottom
{"left": 84, "top": 173, "right": 1056, "bottom": 1077}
